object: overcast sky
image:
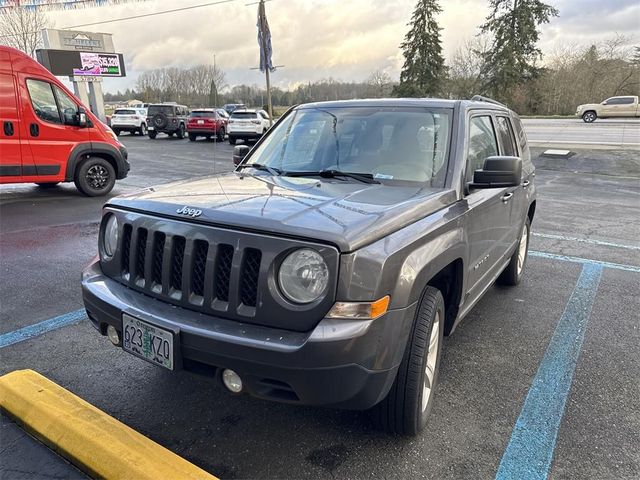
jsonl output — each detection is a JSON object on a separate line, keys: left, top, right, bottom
{"left": 46, "top": 0, "right": 640, "bottom": 93}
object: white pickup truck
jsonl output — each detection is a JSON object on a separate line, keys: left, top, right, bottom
{"left": 576, "top": 95, "right": 640, "bottom": 123}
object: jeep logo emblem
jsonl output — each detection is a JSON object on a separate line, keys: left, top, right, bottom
{"left": 176, "top": 206, "right": 202, "bottom": 218}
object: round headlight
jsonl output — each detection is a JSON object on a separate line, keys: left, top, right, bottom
{"left": 278, "top": 249, "right": 329, "bottom": 304}
{"left": 103, "top": 215, "right": 119, "bottom": 258}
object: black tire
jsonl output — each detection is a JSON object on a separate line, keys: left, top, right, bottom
{"left": 151, "top": 113, "right": 168, "bottom": 129}
{"left": 36, "top": 182, "right": 60, "bottom": 188}
{"left": 229, "top": 137, "right": 237, "bottom": 145}
{"left": 113, "top": 128, "right": 121, "bottom": 136}
{"left": 582, "top": 111, "right": 597, "bottom": 123}
{"left": 217, "top": 127, "right": 225, "bottom": 142}
{"left": 148, "top": 131, "right": 157, "bottom": 139}
{"left": 73, "top": 157, "right": 116, "bottom": 197}
{"left": 139, "top": 123, "right": 147, "bottom": 136}
{"left": 188, "top": 133, "right": 196, "bottom": 142}
{"left": 498, "top": 217, "right": 531, "bottom": 286}
{"left": 176, "top": 124, "right": 185, "bottom": 139}
{"left": 372, "top": 286, "right": 444, "bottom": 435}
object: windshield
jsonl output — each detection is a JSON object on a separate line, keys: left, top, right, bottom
{"left": 246, "top": 106, "right": 452, "bottom": 185}
{"left": 148, "top": 105, "right": 174, "bottom": 115}
{"left": 231, "top": 112, "right": 257, "bottom": 119}
{"left": 114, "top": 109, "right": 136, "bottom": 115}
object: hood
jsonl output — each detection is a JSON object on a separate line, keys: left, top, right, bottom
{"left": 108, "top": 172, "right": 455, "bottom": 252}
{"left": 577, "top": 103, "right": 600, "bottom": 110}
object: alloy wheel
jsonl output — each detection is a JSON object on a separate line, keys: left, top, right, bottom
{"left": 422, "top": 311, "right": 441, "bottom": 412}
{"left": 86, "top": 164, "right": 109, "bottom": 190}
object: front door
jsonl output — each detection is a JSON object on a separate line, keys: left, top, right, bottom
{"left": 463, "top": 114, "right": 514, "bottom": 300}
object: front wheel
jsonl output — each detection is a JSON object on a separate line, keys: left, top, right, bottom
{"left": 372, "top": 286, "right": 444, "bottom": 435}
{"left": 176, "top": 124, "right": 185, "bottom": 139}
{"left": 498, "top": 217, "right": 531, "bottom": 286}
{"left": 74, "top": 157, "right": 116, "bottom": 197}
{"left": 582, "top": 111, "right": 597, "bottom": 123}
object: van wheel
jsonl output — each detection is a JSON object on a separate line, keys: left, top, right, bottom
{"left": 498, "top": 217, "right": 531, "bottom": 286}
{"left": 372, "top": 286, "right": 444, "bottom": 435}
{"left": 148, "top": 131, "right": 157, "bottom": 139}
{"left": 36, "top": 182, "right": 60, "bottom": 188}
{"left": 74, "top": 157, "right": 116, "bottom": 197}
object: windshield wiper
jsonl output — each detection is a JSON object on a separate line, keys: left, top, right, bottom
{"left": 284, "top": 169, "right": 379, "bottom": 184}
{"left": 236, "top": 163, "right": 282, "bottom": 176}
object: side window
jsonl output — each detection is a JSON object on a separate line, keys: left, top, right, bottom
{"left": 53, "top": 86, "right": 78, "bottom": 126}
{"left": 619, "top": 97, "right": 634, "bottom": 105}
{"left": 466, "top": 115, "right": 498, "bottom": 183}
{"left": 26, "top": 79, "right": 61, "bottom": 124}
{"left": 495, "top": 116, "right": 518, "bottom": 157}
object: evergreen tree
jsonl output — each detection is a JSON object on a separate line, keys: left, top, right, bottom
{"left": 479, "top": 0, "right": 558, "bottom": 101}
{"left": 393, "top": 0, "right": 446, "bottom": 97}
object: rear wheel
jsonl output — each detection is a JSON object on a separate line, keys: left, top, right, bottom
{"left": 217, "top": 127, "right": 226, "bottom": 142}
{"left": 582, "top": 111, "right": 597, "bottom": 123}
{"left": 139, "top": 123, "right": 147, "bottom": 136}
{"left": 148, "top": 131, "right": 157, "bottom": 139}
{"left": 188, "top": 133, "right": 196, "bottom": 141}
{"left": 372, "top": 286, "right": 444, "bottom": 435}
{"left": 113, "top": 128, "right": 121, "bottom": 136}
{"left": 74, "top": 157, "right": 116, "bottom": 197}
{"left": 498, "top": 217, "right": 531, "bottom": 286}
{"left": 176, "top": 124, "right": 185, "bottom": 139}
{"left": 229, "top": 137, "right": 237, "bottom": 145}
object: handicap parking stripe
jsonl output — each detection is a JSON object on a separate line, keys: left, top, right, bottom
{"left": 530, "top": 250, "right": 640, "bottom": 273}
{"left": 0, "top": 309, "right": 85, "bottom": 349}
{"left": 495, "top": 263, "right": 603, "bottom": 480}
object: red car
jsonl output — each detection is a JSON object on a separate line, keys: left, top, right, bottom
{"left": 0, "top": 46, "right": 129, "bottom": 196}
{"left": 186, "top": 109, "right": 227, "bottom": 142}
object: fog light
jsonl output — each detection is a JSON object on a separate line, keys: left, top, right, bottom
{"left": 107, "top": 325, "right": 120, "bottom": 345}
{"left": 222, "top": 369, "right": 243, "bottom": 393}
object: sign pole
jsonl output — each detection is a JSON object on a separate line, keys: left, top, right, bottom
{"left": 259, "top": 0, "right": 273, "bottom": 126}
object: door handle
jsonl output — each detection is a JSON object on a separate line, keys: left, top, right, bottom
{"left": 522, "top": 180, "right": 530, "bottom": 188}
{"left": 30, "top": 123, "right": 39, "bottom": 137}
{"left": 3, "top": 121, "right": 14, "bottom": 136}
{"left": 501, "top": 192, "right": 514, "bottom": 203}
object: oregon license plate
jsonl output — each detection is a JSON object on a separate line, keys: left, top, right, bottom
{"left": 147, "top": 126, "right": 154, "bottom": 130}
{"left": 122, "top": 314, "right": 174, "bottom": 370}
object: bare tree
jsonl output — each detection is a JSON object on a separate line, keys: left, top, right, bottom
{"left": 366, "top": 69, "right": 393, "bottom": 98}
{"left": 446, "top": 35, "right": 491, "bottom": 99}
{"left": 0, "top": 7, "right": 50, "bottom": 57}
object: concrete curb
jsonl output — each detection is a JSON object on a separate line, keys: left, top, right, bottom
{"left": 0, "top": 369, "right": 217, "bottom": 480}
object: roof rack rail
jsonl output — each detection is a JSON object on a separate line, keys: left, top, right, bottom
{"left": 470, "top": 95, "right": 507, "bottom": 108}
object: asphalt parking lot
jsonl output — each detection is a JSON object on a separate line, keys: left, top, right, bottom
{"left": 1, "top": 122, "right": 639, "bottom": 479}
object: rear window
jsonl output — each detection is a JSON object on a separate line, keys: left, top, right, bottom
{"left": 148, "top": 105, "right": 174, "bottom": 115}
{"left": 114, "top": 109, "right": 136, "bottom": 115}
{"left": 190, "top": 111, "right": 216, "bottom": 118}
{"left": 231, "top": 112, "right": 257, "bottom": 119}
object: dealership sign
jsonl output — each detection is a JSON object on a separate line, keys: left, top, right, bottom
{"left": 36, "top": 49, "right": 126, "bottom": 77}
{"left": 42, "top": 29, "right": 116, "bottom": 53}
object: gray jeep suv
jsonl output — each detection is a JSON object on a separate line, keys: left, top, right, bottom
{"left": 147, "top": 103, "right": 189, "bottom": 139}
{"left": 82, "top": 97, "right": 536, "bottom": 435}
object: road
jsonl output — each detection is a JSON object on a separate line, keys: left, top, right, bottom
{"left": 1, "top": 134, "right": 639, "bottom": 479}
{"left": 522, "top": 118, "right": 640, "bottom": 149}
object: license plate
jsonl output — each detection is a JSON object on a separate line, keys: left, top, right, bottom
{"left": 197, "top": 119, "right": 204, "bottom": 124}
{"left": 122, "top": 314, "right": 174, "bottom": 370}
{"left": 147, "top": 126, "right": 155, "bottom": 130}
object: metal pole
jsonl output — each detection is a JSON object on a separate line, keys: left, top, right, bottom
{"left": 213, "top": 53, "right": 218, "bottom": 107}
{"left": 260, "top": 0, "right": 273, "bottom": 126}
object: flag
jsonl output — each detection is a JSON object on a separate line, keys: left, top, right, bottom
{"left": 257, "top": 0, "right": 275, "bottom": 73}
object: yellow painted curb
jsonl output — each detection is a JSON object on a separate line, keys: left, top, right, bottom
{"left": 0, "top": 369, "right": 217, "bottom": 480}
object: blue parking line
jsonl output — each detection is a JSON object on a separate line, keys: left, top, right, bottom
{"left": 530, "top": 250, "right": 640, "bottom": 273}
{"left": 495, "top": 263, "right": 603, "bottom": 480}
{"left": 0, "top": 309, "right": 86, "bottom": 349}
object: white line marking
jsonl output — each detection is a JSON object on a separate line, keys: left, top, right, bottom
{"left": 533, "top": 233, "right": 640, "bottom": 251}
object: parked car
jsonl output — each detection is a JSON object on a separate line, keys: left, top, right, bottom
{"left": 110, "top": 107, "right": 148, "bottom": 136}
{"left": 146, "top": 103, "right": 189, "bottom": 139}
{"left": 186, "top": 109, "right": 228, "bottom": 142}
{"left": 216, "top": 108, "right": 230, "bottom": 120}
{"left": 0, "top": 46, "right": 129, "bottom": 196}
{"left": 576, "top": 95, "right": 640, "bottom": 122}
{"left": 82, "top": 96, "right": 535, "bottom": 435}
{"left": 227, "top": 109, "right": 270, "bottom": 144}
{"left": 223, "top": 103, "right": 246, "bottom": 114}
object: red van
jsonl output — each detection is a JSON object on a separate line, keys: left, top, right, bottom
{"left": 0, "top": 46, "right": 129, "bottom": 196}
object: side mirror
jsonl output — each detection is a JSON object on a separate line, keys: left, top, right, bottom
{"left": 233, "top": 145, "right": 250, "bottom": 166}
{"left": 601, "top": 101, "right": 607, "bottom": 105}
{"left": 471, "top": 156, "right": 522, "bottom": 188}
{"left": 76, "top": 107, "right": 88, "bottom": 128}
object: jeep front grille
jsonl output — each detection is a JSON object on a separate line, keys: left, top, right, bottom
{"left": 119, "top": 224, "right": 261, "bottom": 315}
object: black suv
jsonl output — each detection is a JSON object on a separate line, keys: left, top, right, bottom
{"left": 147, "top": 104, "right": 189, "bottom": 139}
{"left": 83, "top": 97, "right": 535, "bottom": 435}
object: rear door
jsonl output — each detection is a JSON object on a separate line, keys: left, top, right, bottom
{"left": 494, "top": 114, "right": 524, "bottom": 239}
{"left": 19, "top": 76, "right": 89, "bottom": 180}
{"left": 601, "top": 97, "right": 631, "bottom": 117}
{"left": 0, "top": 69, "right": 21, "bottom": 178}
{"left": 464, "top": 114, "right": 514, "bottom": 299}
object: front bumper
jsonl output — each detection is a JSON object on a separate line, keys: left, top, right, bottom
{"left": 82, "top": 259, "right": 415, "bottom": 409}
